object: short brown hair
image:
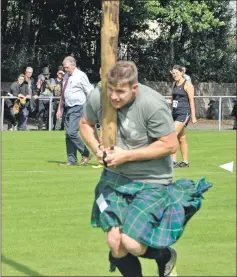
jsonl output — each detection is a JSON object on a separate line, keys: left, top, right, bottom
{"left": 172, "top": 64, "right": 184, "bottom": 73}
{"left": 18, "top": 73, "right": 25, "bottom": 79}
{"left": 107, "top": 60, "right": 138, "bottom": 87}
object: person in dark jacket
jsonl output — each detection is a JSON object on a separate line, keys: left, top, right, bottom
{"left": 36, "top": 67, "right": 55, "bottom": 130}
{"left": 231, "top": 98, "right": 237, "bottom": 130}
{"left": 6, "top": 74, "right": 29, "bottom": 130}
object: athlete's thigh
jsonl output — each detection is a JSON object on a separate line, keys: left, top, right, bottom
{"left": 174, "top": 120, "right": 185, "bottom": 135}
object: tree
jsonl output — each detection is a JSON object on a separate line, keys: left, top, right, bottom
{"left": 1, "top": 0, "right": 236, "bottom": 83}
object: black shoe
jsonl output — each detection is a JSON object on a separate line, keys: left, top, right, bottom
{"left": 173, "top": 161, "right": 179, "bottom": 168}
{"left": 157, "top": 247, "right": 177, "bottom": 276}
{"left": 179, "top": 161, "right": 189, "bottom": 168}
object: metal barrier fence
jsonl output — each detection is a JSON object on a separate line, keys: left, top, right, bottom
{"left": 0, "top": 96, "right": 60, "bottom": 131}
{"left": 0, "top": 95, "right": 236, "bottom": 131}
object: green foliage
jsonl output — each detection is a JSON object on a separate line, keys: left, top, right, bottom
{"left": 1, "top": 0, "right": 236, "bottom": 83}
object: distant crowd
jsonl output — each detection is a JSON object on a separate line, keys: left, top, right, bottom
{"left": 2, "top": 65, "right": 66, "bottom": 131}
{"left": 2, "top": 64, "right": 236, "bottom": 131}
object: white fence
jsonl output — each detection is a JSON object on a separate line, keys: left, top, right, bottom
{"left": 0, "top": 95, "right": 236, "bottom": 131}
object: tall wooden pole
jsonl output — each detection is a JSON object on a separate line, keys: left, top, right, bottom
{"left": 101, "top": 0, "right": 119, "bottom": 148}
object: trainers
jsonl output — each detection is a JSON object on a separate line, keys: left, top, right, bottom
{"left": 92, "top": 164, "right": 103, "bottom": 169}
{"left": 173, "top": 161, "right": 179, "bottom": 168}
{"left": 158, "top": 247, "right": 177, "bottom": 277}
{"left": 13, "top": 125, "right": 18, "bottom": 131}
{"left": 179, "top": 161, "right": 189, "bottom": 168}
{"left": 58, "top": 162, "right": 79, "bottom": 166}
{"left": 80, "top": 154, "right": 93, "bottom": 166}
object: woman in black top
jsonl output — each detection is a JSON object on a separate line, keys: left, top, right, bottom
{"left": 170, "top": 65, "right": 197, "bottom": 168}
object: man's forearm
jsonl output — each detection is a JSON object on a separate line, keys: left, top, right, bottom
{"left": 58, "top": 94, "right": 64, "bottom": 110}
{"left": 80, "top": 121, "right": 101, "bottom": 154}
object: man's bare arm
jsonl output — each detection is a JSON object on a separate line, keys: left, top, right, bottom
{"left": 79, "top": 116, "right": 101, "bottom": 154}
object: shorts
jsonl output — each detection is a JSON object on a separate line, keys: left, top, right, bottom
{"left": 172, "top": 113, "right": 191, "bottom": 128}
{"left": 91, "top": 169, "right": 212, "bottom": 248}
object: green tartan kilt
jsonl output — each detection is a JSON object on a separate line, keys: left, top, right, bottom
{"left": 91, "top": 169, "right": 212, "bottom": 248}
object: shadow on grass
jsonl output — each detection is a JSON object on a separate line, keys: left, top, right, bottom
{"left": 47, "top": 160, "right": 65, "bottom": 164}
{"left": 47, "top": 160, "right": 97, "bottom": 166}
{"left": 2, "top": 255, "right": 44, "bottom": 276}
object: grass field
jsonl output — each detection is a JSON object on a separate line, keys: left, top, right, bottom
{"left": 1, "top": 130, "right": 236, "bottom": 276}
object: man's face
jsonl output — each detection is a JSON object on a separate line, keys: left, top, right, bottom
{"left": 18, "top": 76, "right": 25, "bottom": 85}
{"left": 25, "top": 70, "right": 33, "bottom": 78}
{"left": 63, "top": 61, "right": 75, "bottom": 75}
{"left": 57, "top": 72, "right": 64, "bottom": 79}
{"left": 107, "top": 83, "right": 138, "bottom": 109}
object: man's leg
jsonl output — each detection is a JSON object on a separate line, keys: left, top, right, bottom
{"left": 233, "top": 118, "right": 237, "bottom": 130}
{"left": 18, "top": 107, "right": 29, "bottom": 130}
{"left": 54, "top": 103, "right": 62, "bottom": 130}
{"left": 64, "top": 107, "right": 78, "bottom": 164}
{"left": 122, "top": 234, "right": 177, "bottom": 277}
{"left": 65, "top": 106, "right": 90, "bottom": 163}
{"left": 52, "top": 100, "right": 62, "bottom": 131}
{"left": 38, "top": 100, "right": 45, "bottom": 130}
{"left": 107, "top": 227, "right": 143, "bottom": 277}
{"left": 5, "top": 99, "right": 17, "bottom": 129}
{"left": 141, "top": 246, "right": 177, "bottom": 277}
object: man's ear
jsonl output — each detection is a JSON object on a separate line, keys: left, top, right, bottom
{"left": 132, "top": 83, "right": 139, "bottom": 96}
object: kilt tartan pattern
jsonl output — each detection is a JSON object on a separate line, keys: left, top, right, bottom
{"left": 91, "top": 169, "right": 212, "bottom": 248}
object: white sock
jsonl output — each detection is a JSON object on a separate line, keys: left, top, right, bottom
{"left": 183, "top": 160, "right": 189, "bottom": 164}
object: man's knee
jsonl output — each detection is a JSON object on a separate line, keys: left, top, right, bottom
{"left": 121, "top": 234, "right": 147, "bottom": 256}
{"left": 21, "top": 108, "right": 29, "bottom": 117}
{"left": 107, "top": 227, "right": 127, "bottom": 258}
{"left": 65, "top": 129, "right": 78, "bottom": 139}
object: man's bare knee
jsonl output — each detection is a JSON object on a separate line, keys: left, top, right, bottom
{"left": 107, "top": 227, "right": 127, "bottom": 258}
{"left": 121, "top": 234, "right": 147, "bottom": 256}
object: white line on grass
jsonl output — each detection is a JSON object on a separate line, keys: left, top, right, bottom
{"left": 3, "top": 170, "right": 58, "bottom": 173}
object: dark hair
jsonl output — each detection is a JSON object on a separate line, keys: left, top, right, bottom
{"left": 172, "top": 64, "right": 184, "bottom": 73}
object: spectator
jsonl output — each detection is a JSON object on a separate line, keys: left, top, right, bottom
{"left": 231, "top": 98, "right": 237, "bottom": 130}
{"left": 57, "top": 56, "right": 93, "bottom": 166}
{"left": 170, "top": 65, "right": 197, "bottom": 168}
{"left": 36, "top": 67, "right": 55, "bottom": 130}
{"left": 6, "top": 74, "right": 29, "bottom": 130}
{"left": 24, "top": 67, "right": 35, "bottom": 96}
{"left": 53, "top": 69, "right": 64, "bottom": 130}
{"left": 24, "top": 66, "right": 38, "bottom": 114}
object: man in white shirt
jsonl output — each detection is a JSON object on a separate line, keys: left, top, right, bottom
{"left": 57, "top": 56, "right": 94, "bottom": 166}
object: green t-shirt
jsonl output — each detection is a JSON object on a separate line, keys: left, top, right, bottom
{"left": 83, "top": 83, "right": 175, "bottom": 184}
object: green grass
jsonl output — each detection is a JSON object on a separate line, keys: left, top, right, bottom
{"left": 2, "top": 130, "right": 236, "bottom": 276}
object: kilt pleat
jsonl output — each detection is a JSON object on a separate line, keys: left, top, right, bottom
{"left": 91, "top": 169, "right": 212, "bottom": 247}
